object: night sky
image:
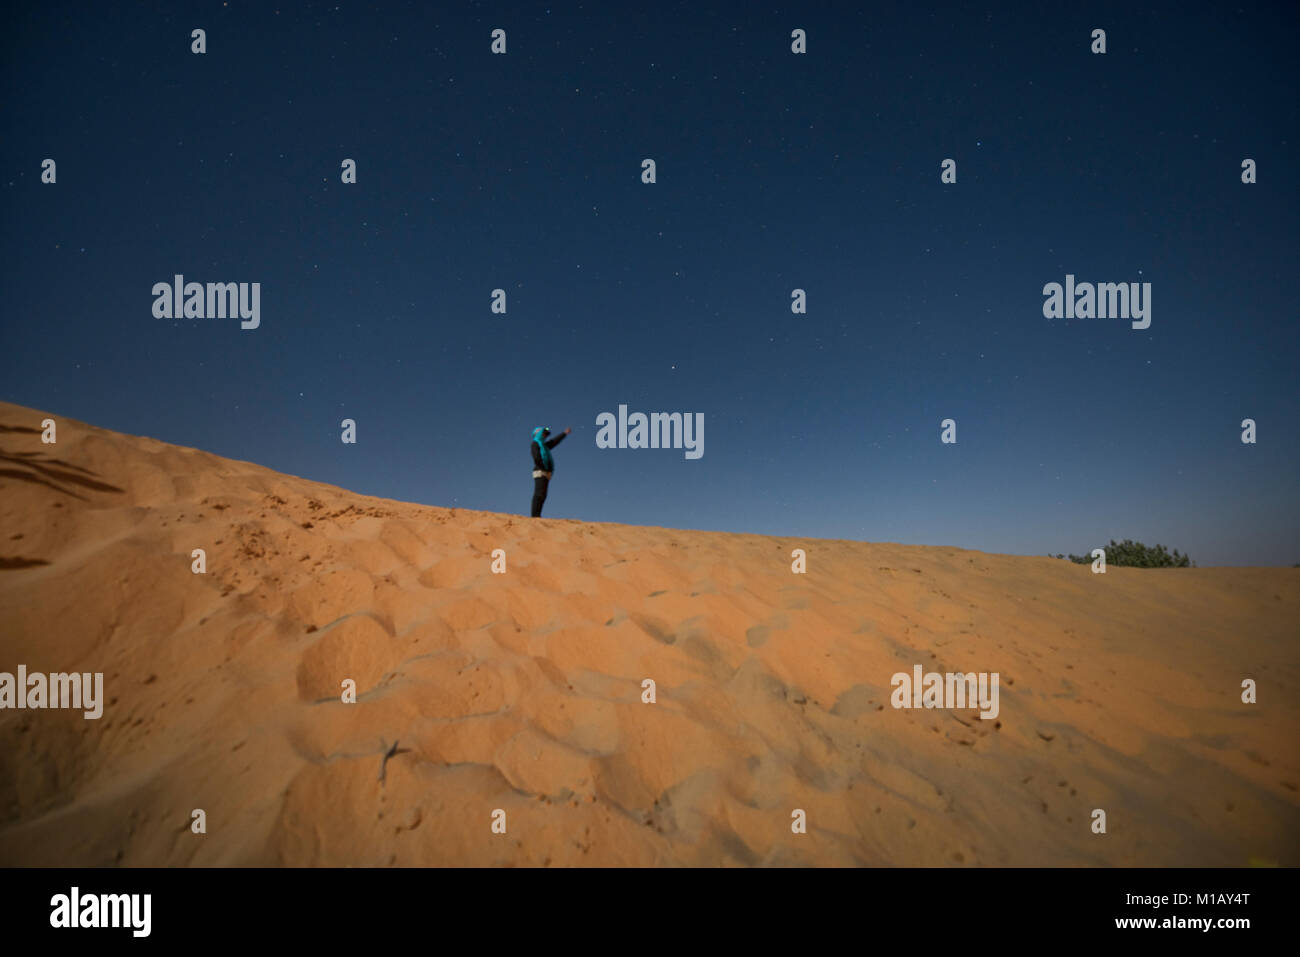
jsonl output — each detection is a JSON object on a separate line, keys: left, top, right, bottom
{"left": 2, "top": 2, "right": 1296, "bottom": 565}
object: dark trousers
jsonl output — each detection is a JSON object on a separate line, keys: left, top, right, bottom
{"left": 531, "top": 476, "right": 550, "bottom": 517}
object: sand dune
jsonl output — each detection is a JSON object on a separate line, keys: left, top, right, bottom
{"left": 0, "top": 400, "right": 1296, "bottom": 866}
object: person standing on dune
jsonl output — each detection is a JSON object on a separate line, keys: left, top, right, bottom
{"left": 530, "top": 425, "right": 571, "bottom": 517}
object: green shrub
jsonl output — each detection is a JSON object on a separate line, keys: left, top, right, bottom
{"left": 1054, "top": 539, "right": 1193, "bottom": 568}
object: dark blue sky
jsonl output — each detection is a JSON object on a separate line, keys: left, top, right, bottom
{"left": 2, "top": 2, "right": 1296, "bottom": 564}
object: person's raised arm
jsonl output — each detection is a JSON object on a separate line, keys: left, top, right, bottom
{"left": 545, "top": 426, "right": 572, "bottom": 449}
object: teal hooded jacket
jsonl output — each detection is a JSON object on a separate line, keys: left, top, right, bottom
{"left": 531, "top": 426, "right": 566, "bottom": 472}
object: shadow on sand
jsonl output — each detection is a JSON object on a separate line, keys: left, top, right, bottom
{"left": 0, "top": 423, "right": 126, "bottom": 570}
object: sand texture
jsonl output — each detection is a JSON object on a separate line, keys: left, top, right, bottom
{"left": 0, "top": 401, "right": 1296, "bottom": 866}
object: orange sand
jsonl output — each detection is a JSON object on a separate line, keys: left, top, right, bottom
{"left": 0, "top": 400, "right": 1296, "bottom": 865}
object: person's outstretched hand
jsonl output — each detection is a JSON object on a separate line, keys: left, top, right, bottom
{"left": 563, "top": 427, "right": 572, "bottom": 435}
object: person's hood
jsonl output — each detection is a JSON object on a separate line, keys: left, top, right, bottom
{"left": 532, "top": 426, "right": 550, "bottom": 441}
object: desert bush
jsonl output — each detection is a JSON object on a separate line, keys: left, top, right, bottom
{"left": 1052, "top": 539, "right": 1193, "bottom": 568}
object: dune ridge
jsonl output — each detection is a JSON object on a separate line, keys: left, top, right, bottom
{"left": 0, "top": 400, "right": 1296, "bottom": 866}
